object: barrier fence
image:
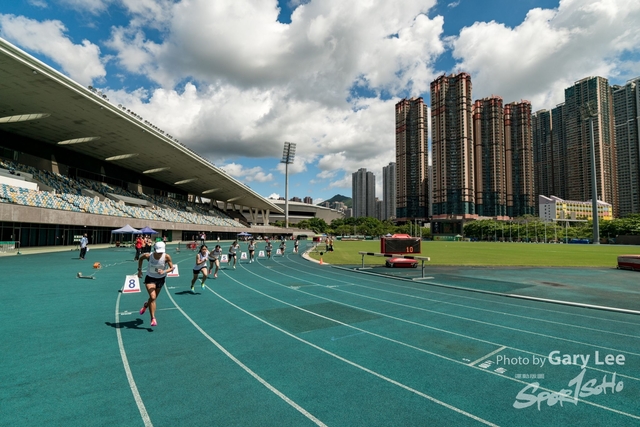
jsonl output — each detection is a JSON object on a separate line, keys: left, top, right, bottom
{"left": 0, "top": 241, "right": 18, "bottom": 254}
{"left": 358, "top": 251, "right": 430, "bottom": 278}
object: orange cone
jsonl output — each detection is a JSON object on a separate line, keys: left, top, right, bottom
{"left": 320, "top": 257, "right": 323, "bottom": 265}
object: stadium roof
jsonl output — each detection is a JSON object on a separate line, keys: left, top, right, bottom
{"left": 0, "top": 38, "right": 282, "bottom": 214}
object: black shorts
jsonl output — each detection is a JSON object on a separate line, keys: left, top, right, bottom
{"left": 144, "top": 275, "right": 166, "bottom": 289}
{"left": 229, "top": 253, "right": 236, "bottom": 258}
{"left": 193, "top": 268, "right": 207, "bottom": 275}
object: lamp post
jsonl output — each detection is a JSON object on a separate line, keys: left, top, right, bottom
{"left": 581, "top": 100, "right": 600, "bottom": 244}
{"left": 281, "top": 142, "right": 297, "bottom": 229}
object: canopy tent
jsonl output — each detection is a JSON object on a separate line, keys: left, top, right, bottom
{"left": 110, "top": 224, "right": 140, "bottom": 245}
{"left": 139, "top": 226, "right": 158, "bottom": 234}
{"left": 111, "top": 224, "right": 140, "bottom": 234}
{"left": 237, "top": 232, "right": 252, "bottom": 236}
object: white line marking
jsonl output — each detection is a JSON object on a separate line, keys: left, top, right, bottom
{"left": 280, "top": 257, "right": 640, "bottom": 338}
{"left": 208, "top": 280, "right": 499, "bottom": 427}
{"left": 298, "top": 258, "right": 640, "bottom": 327}
{"left": 264, "top": 261, "right": 640, "bottom": 381}
{"left": 115, "top": 291, "right": 153, "bottom": 427}
{"left": 223, "top": 268, "right": 640, "bottom": 421}
{"left": 163, "top": 290, "right": 327, "bottom": 427}
{"left": 469, "top": 346, "right": 506, "bottom": 366}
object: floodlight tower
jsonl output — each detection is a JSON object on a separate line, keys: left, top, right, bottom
{"left": 281, "top": 142, "right": 297, "bottom": 229}
{"left": 581, "top": 100, "right": 600, "bottom": 245}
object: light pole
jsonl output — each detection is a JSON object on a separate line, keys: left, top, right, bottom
{"left": 581, "top": 100, "right": 600, "bottom": 244}
{"left": 281, "top": 142, "right": 297, "bottom": 229}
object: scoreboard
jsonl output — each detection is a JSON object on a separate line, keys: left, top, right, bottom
{"left": 381, "top": 237, "right": 421, "bottom": 254}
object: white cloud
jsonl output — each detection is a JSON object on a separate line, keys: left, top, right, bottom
{"left": 0, "top": 15, "right": 105, "bottom": 85}
{"left": 58, "top": 0, "right": 113, "bottom": 14}
{"left": 105, "top": 0, "right": 442, "bottom": 97}
{"left": 268, "top": 193, "right": 281, "bottom": 199}
{"left": 28, "top": 0, "right": 48, "bottom": 8}
{"left": 88, "top": 0, "right": 447, "bottom": 200}
{"left": 450, "top": 0, "right": 640, "bottom": 110}
{"left": 219, "top": 162, "right": 274, "bottom": 183}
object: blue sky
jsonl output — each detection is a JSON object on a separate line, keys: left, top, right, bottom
{"left": 1, "top": 0, "right": 638, "bottom": 204}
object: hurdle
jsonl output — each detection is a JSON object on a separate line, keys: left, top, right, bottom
{"left": 358, "top": 251, "right": 431, "bottom": 278}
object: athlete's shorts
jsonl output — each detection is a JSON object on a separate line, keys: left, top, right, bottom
{"left": 228, "top": 253, "right": 236, "bottom": 258}
{"left": 193, "top": 267, "right": 207, "bottom": 275}
{"left": 144, "top": 275, "right": 166, "bottom": 289}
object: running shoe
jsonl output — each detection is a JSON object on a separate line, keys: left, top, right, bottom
{"left": 190, "top": 284, "right": 195, "bottom": 291}
{"left": 214, "top": 273, "right": 218, "bottom": 278}
{"left": 201, "top": 280, "right": 205, "bottom": 289}
{"left": 233, "top": 265, "right": 236, "bottom": 269}
{"left": 150, "top": 318, "right": 157, "bottom": 327}
{"left": 139, "top": 302, "right": 148, "bottom": 315}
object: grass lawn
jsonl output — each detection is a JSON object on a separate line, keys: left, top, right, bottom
{"left": 307, "top": 240, "right": 640, "bottom": 267}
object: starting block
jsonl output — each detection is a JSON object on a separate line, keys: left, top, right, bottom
{"left": 77, "top": 272, "right": 95, "bottom": 280}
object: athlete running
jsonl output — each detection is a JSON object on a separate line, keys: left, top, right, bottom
{"left": 138, "top": 241, "right": 175, "bottom": 327}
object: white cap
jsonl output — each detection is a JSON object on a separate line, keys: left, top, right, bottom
{"left": 154, "top": 241, "right": 166, "bottom": 253}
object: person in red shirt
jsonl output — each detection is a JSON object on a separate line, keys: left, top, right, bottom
{"left": 134, "top": 235, "right": 143, "bottom": 260}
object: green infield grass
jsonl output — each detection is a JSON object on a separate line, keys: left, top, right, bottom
{"left": 308, "top": 240, "right": 639, "bottom": 267}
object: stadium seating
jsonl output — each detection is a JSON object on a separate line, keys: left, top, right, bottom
{"left": 0, "top": 160, "right": 244, "bottom": 227}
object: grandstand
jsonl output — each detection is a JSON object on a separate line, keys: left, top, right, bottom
{"left": 241, "top": 199, "right": 344, "bottom": 225}
{"left": 0, "top": 37, "right": 287, "bottom": 248}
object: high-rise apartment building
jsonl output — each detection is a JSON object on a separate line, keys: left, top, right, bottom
{"left": 431, "top": 73, "right": 475, "bottom": 217}
{"left": 505, "top": 101, "right": 535, "bottom": 217}
{"left": 473, "top": 96, "right": 506, "bottom": 217}
{"left": 352, "top": 168, "right": 375, "bottom": 218}
{"left": 395, "top": 98, "right": 428, "bottom": 221}
{"left": 612, "top": 78, "right": 640, "bottom": 217}
{"left": 382, "top": 162, "right": 396, "bottom": 220}
{"left": 550, "top": 103, "right": 568, "bottom": 199}
{"left": 532, "top": 109, "right": 553, "bottom": 211}
{"left": 564, "top": 76, "right": 618, "bottom": 216}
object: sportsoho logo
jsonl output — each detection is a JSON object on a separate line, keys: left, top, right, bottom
{"left": 511, "top": 351, "right": 625, "bottom": 410}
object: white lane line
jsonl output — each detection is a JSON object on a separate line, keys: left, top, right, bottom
{"left": 163, "top": 289, "right": 327, "bottom": 427}
{"left": 221, "top": 268, "right": 640, "bottom": 421}
{"left": 469, "top": 346, "right": 507, "bottom": 367}
{"left": 258, "top": 261, "right": 640, "bottom": 382}
{"left": 286, "top": 255, "right": 640, "bottom": 327}
{"left": 115, "top": 291, "right": 153, "bottom": 427}
{"left": 276, "top": 257, "right": 640, "bottom": 339}
{"left": 207, "top": 280, "right": 499, "bottom": 427}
